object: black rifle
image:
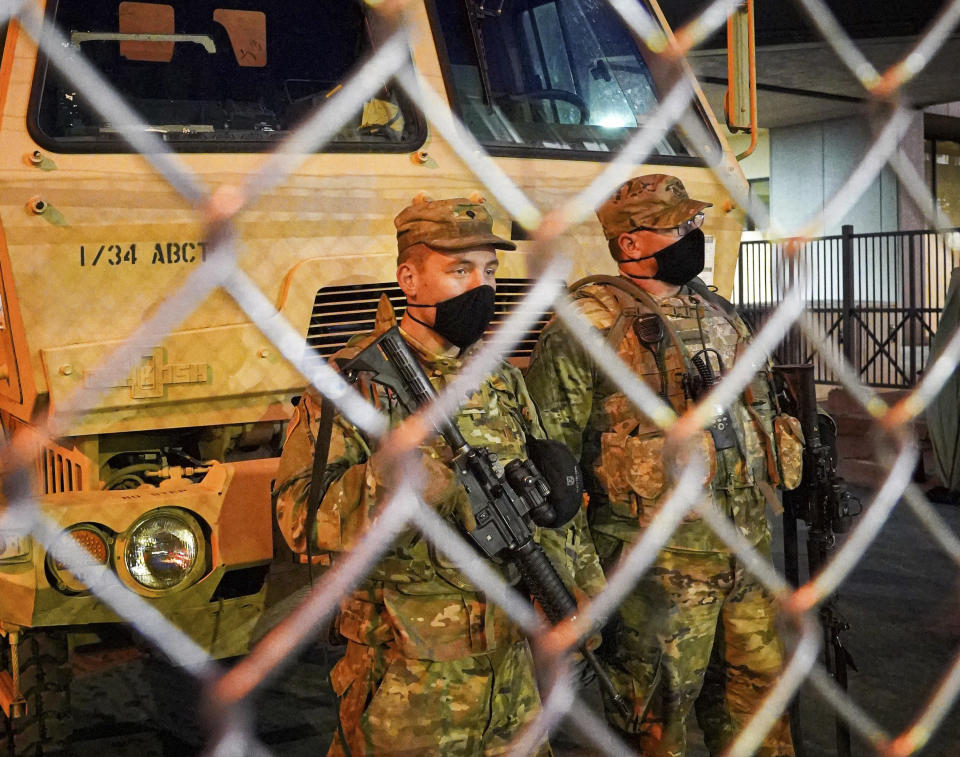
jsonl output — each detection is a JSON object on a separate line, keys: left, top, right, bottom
{"left": 773, "top": 364, "right": 861, "bottom": 757}
{"left": 341, "top": 326, "right": 629, "bottom": 716}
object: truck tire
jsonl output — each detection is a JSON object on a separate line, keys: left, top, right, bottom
{"left": 7, "top": 633, "right": 72, "bottom": 757}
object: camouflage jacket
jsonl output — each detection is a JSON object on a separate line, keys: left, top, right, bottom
{"left": 275, "top": 299, "right": 604, "bottom": 659}
{"left": 526, "top": 277, "right": 802, "bottom": 552}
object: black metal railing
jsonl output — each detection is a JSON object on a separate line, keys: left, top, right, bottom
{"left": 734, "top": 225, "right": 959, "bottom": 388}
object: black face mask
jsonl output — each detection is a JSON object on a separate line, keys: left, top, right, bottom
{"left": 406, "top": 284, "right": 496, "bottom": 349}
{"left": 620, "top": 228, "right": 705, "bottom": 286}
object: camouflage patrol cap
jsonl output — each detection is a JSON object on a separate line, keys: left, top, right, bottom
{"left": 395, "top": 194, "right": 516, "bottom": 256}
{"left": 596, "top": 174, "right": 712, "bottom": 240}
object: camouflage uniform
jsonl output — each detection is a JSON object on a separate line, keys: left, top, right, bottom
{"left": 276, "top": 317, "right": 542, "bottom": 755}
{"left": 275, "top": 195, "right": 604, "bottom": 756}
{"left": 525, "top": 176, "right": 802, "bottom": 757}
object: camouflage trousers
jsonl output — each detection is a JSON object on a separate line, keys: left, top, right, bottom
{"left": 594, "top": 528, "right": 794, "bottom": 757}
{"left": 328, "top": 637, "right": 550, "bottom": 757}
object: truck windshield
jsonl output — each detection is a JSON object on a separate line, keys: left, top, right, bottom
{"left": 431, "top": 0, "right": 694, "bottom": 159}
{"left": 30, "top": 1, "right": 422, "bottom": 152}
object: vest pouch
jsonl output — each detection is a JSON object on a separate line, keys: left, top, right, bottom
{"left": 595, "top": 425, "right": 638, "bottom": 518}
{"left": 623, "top": 434, "right": 667, "bottom": 501}
{"left": 624, "top": 431, "right": 717, "bottom": 524}
{"left": 774, "top": 414, "right": 805, "bottom": 490}
{"left": 312, "top": 465, "right": 369, "bottom": 552}
{"left": 596, "top": 427, "right": 717, "bottom": 524}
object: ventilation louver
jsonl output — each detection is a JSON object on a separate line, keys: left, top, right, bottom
{"left": 306, "top": 279, "right": 550, "bottom": 360}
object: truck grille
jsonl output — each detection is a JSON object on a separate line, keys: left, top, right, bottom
{"left": 4, "top": 416, "right": 88, "bottom": 494}
{"left": 306, "top": 279, "right": 551, "bottom": 361}
{"left": 39, "top": 447, "right": 84, "bottom": 494}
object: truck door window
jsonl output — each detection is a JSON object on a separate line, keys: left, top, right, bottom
{"left": 29, "top": 1, "right": 423, "bottom": 153}
{"left": 431, "top": 0, "right": 696, "bottom": 160}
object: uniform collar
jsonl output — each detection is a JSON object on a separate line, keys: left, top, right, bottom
{"left": 616, "top": 273, "right": 683, "bottom": 302}
{"left": 399, "top": 326, "right": 468, "bottom": 371}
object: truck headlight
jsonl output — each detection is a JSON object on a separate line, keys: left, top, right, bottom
{"left": 116, "top": 509, "right": 206, "bottom": 594}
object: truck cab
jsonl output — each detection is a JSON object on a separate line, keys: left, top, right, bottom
{"left": 0, "top": 1, "right": 746, "bottom": 752}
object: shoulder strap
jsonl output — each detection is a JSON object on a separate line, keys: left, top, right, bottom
{"left": 684, "top": 277, "right": 750, "bottom": 339}
{"left": 569, "top": 274, "right": 661, "bottom": 314}
{"left": 684, "top": 277, "right": 734, "bottom": 314}
{"left": 304, "top": 394, "right": 335, "bottom": 584}
{"left": 683, "top": 279, "right": 787, "bottom": 480}
{"left": 568, "top": 274, "right": 694, "bottom": 371}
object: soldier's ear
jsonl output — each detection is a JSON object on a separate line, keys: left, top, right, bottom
{"left": 617, "top": 232, "right": 636, "bottom": 258}
{"left": 397, "top": 259, "right": 418, "bottom": 298}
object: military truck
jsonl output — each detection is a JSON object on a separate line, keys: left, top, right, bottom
{"left": 0, "top": 0, "right": 749, "bottom": 752}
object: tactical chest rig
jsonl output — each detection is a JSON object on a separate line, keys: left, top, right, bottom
{"left": 568, "top": 275, "right": 800, "bottom": 494}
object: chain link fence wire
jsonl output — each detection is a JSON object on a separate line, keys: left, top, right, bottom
{"left": 1, "top": 0, "right": 960, "bottom": 754}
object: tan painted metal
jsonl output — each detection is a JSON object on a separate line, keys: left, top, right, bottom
{"left": 0, "top": 459, "right": 273, "bottom": 639}
{"left": 0, "top": 1, "right": 746, "bottom": 661}
{"left": 0, "top": 630, "right": 25, "bottom": 719}
{"left": 0, "top": 1, "right": 746, "bottom": 431}
{"left": 0, "top": 669, "right": 18, "bottom": 718}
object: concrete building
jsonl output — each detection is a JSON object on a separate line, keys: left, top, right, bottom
{"left": 666, "top": 1, "right": 960, "bottom": 236}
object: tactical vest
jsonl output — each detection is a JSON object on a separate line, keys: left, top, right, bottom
{"left": 568, "top": 276, "right": 802, "bottom": 542}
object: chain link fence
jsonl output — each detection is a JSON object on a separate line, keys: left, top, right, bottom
{"left": 1, "top": 0, "right": 960, "bottom": 755}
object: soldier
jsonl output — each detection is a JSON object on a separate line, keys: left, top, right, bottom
{"left": 525, "top": 175, "right": 803, "bottom": 757}
{"left": 274, "top": 193, "right": 602, "bottom": 756}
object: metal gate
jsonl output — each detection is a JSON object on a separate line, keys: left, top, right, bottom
{"left": 735, "top": 225, "right": 960, "bottom": 388}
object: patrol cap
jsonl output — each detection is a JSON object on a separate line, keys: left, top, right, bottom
{"left": 394, "top": 193, "right": 516, "bottom": 257}
{"left": 596, "top": 174, "right": 712, "bottom": 240}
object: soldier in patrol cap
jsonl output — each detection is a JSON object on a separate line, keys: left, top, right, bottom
{"left": 274, "top": 193, "right": 604, "bottom": 756}
{"left": 525, "top": 174, "right": 803, "bottom": 756}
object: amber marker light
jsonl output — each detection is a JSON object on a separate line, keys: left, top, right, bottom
{"left": 47, "top": 525, "right": 111, "bottom": 594}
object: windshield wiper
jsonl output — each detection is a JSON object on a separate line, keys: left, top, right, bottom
{"left": 464, "top": 1, "right": 506, "bottom": 108}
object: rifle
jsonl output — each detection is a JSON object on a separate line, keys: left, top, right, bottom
{"left": 341, "top": 326, "right": 629, "bottom": 717}
{"left": 773, "top": 364, "right": 862, "bottom": 757}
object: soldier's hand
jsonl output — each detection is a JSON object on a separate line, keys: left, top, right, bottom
{"left": 367, "top": 449, "right": 464, "bottom": 518}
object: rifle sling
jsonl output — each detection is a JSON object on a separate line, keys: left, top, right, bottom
{"left": 305, "top": 393, "right": 335, "bottom": 585}
{"left": 686, "top": 278, "right": 787, "bottom": 486}
{"left": 568, "top": 274, "right": 695, "bottom": 374}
